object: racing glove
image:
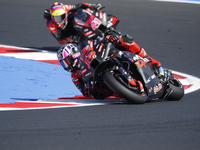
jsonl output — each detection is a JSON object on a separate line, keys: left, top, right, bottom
{"left": 106, "top": 35, "right": 119, "bottom": 45}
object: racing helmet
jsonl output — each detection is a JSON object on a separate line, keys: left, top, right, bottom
{"left": 50, "top": 2, "right": 68, "bottom": 26}
{"left": 57, "top": 44, "right": 80, "bottom": 72}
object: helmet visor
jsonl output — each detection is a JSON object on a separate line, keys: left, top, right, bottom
{"left": 60, "top": 57, "right": 69, "bottom": 69}
{"left": 54, "top": 13, "right": 66, "bottom": 24}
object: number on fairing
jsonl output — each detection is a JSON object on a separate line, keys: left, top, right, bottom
{"left": 91, "top": 18, "right": 101, "bottom": 30}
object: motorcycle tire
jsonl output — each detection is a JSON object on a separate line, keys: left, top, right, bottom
{"left": 167, "top": 76, "right": 184, "bottom": 101}
{"left": 103, "top": 71, "right": 148, "bottom": 104}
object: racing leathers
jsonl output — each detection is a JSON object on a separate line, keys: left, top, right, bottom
{"left": 44, "top": 2, "right": 101, "bottom": 44}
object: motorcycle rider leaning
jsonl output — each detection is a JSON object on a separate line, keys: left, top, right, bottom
{"left": 44, "top": 2, "right": 102, "bottom": 44}
{"left": 57, "top": 39, "right": 162, "bottom": 99}
{"left": 45, "top": 2, "right": 162, "bottom": 98}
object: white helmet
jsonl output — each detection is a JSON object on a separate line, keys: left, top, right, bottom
{"left": 57, "top": 44, "right": 80, "bottom": 72}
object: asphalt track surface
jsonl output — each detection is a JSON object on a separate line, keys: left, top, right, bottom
{"left": 0, "top": 0, "right": 200, "bottom": 149}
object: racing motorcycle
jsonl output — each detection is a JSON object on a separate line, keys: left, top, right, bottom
{"left": 67, "top": 6, "right": 184, "bottom": 104}
{"left": 77, "top": 39, "right": 184, "bottom": 104}
{"left": 72, "top": 6, "right": 121, "bottom": 41}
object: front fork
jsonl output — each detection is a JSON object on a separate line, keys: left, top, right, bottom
{"left": 158, "top": 69, "right": 173, "bottom": 99}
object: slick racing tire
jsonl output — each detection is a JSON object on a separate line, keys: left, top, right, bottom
{"left": 103, "top": 71, "right": 147, "bottom": 104}
{"left": 167, "top": 76, "right": 184, "bottom": 101}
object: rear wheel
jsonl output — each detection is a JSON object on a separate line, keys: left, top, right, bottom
{"left": 166, "top": 76, "right": 184, "bottom": 101}
{"left": 103, "top": 71, "right": 147, "bottom": 104}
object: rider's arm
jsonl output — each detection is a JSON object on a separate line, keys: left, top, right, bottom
{"left": 46, "top": 20, "right": 67, "bottom": 43}
{"left": 44, "top": 9, "right": 52, "bottom": 26}
{"left": 71, "top": 70, "right": 91, "bottom": 98}
{"left": 44, "top": 9, "right": 65, "bottom": 42}
{"left": 74, "top": 2, "right": 94, "bottom": 9}
{"left": 45, "top": 19, "right": 76, "bottom": 44}
{"left": 70, "top": 2, "right": 101, "bottom": 12}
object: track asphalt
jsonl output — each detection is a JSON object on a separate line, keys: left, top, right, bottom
{"left": 0, "top": 0, "right": 200, "bottom": 150}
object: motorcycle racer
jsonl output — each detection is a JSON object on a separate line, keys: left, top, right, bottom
{"left": 44, "top": 2, "right": 102, "bottom": 44}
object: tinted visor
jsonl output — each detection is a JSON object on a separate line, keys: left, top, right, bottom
{"left": 54, "top": 13, "right": 66, "bottom": 24}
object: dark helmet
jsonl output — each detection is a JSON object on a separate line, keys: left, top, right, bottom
{"left": 57, "top": 44, "right": 80, "bottom": 72}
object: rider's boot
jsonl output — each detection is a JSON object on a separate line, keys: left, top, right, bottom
{"left": 137, "top": 48, "right": 162, "bottom": 68}
{"left": 139, "top": 49, "right": 164, "bottom": 77}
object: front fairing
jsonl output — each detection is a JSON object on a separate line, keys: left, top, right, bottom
{"left": 123, "top": 52, "right": 165, "bottom": 98}
{"left": 72, "top": 9, "right": 119, "bottom": 40}
{"left": 73, "top": 9, "right": 102, "bottom": 39}
{"left": 136, "top": 61, "right": 164, "bottom": 98}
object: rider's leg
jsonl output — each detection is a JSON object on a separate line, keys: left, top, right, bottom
{"left": 116, "top": 34, "right": 161, "bottom": 68}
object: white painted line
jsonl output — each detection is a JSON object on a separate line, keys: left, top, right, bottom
{"left": 153, "top": 0, "right": 200, "bottom": 4}
{"left": 0, "top": 52, "right": 57, "bottom": 60}
{"left": 0, "top": 100, "right": 115, "bottom": 111}
{"left": 0, "top": 44, "right": 48, "bottom": 52}
{"left": 173, "top": 70, "right": 200, "bottom": 94}
{"left": 0, "top": 44, "right": 58, "bottom": 60}
{"left": 178, "top": 79, "right": 190, "bottom": 85}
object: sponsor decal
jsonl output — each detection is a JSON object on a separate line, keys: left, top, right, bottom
{"left": 84, "top": 9, "right": 92, "bottom": 16}
{"left": 98, "top": 43, "right": 104, "bottom": 52}
{"left": 82, "top": 68, "right": 87, "bottom": 74}
{"left": 49, "top": 27, "right": 56, "bottom": 31}
{"left": 76, "top": 21, "right": 85, "bottom": 26}
{"left": 99, "top": 11, "right": 103, "bottom": 19}
{"left": 133, "top": 55, "right": 143, "bottom": 61}
{"left": 146, "top": 74, "right": 156, "bottom": 83}
{"left": 75, "top": 25, "right": 83, "bottom": 29}
{"left": 137, "top": 60, "right": 147, "bottom": 68}
{"left": 101, "top": 49, "right": 106, "bottom": 58}
{"left": 84, "top": 28, "right": 89, "bottom": 32}
{"left": 95, "top": 12, "right": 99, "bottom": 17}
{"left": 84, "top": 30, "right": 93, "bottom": 36}
{"left": 85, "top": 71, "right": 92, "bottom": 77}
{"left": 87, "top": 33, "right": 96, "bottom": 38}
{"left": 149, "top": 87, "right": 153, "bottom": 93}
{"left": 154, "top": 83, "right": 162, "bottom": 94}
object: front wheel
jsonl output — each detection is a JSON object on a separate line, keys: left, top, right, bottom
{"left": 166, "top": 76, "right": 184, "bottom": 101}
{"left": 103, "top": 71, "right": 147, "bottom": 104}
